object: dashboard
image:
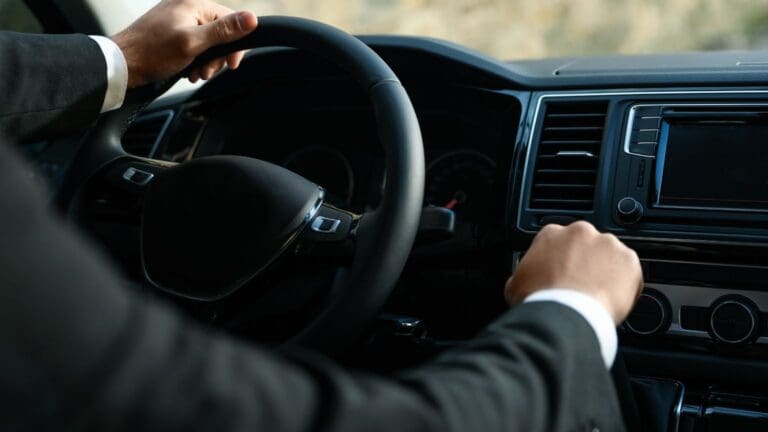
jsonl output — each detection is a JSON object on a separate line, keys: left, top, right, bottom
{"left": 514, "top": 90, "right": 768, "bottom": 355}
{"left": 27, "top": 35, "right": 768, "bottom": 426}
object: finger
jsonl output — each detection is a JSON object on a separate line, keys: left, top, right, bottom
{"left": 198, "top": 2, "right": 236, "bottom": 24}
{"left": 201, "top": 58, "right": 227, "bottom": 80}
{"left": 539, "top": 223, "right": 564, "bottom": 234}
{"left": 227, "top": 50, "right": 246, "bottom": 70}
{"left": 568, "top": 220, "right": 598, "bottom": 236}
{"left": 194, "top": 11, "right": 258, "bottom": 53}
{"left": 188, "top": 69, "right": 201, "bottom": 83}
{"left": 531, "top": 223, "right": 563, "bottom": 247}
{"left": 503, "top": 277, "right": 515, "bottom": 304}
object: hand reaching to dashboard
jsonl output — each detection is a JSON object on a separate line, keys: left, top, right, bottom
{"left": 111, "top": 0, "right": 259, "bottom": 88}
{"left": 505, "top": 221, "right": 643, "bottom": 324}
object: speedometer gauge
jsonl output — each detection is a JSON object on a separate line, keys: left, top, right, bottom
{"left": 426, "top": 150, "right": 497, "bottom": 223}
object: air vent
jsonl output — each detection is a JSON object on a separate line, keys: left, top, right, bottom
{"left": 122, "top": 110, "right": 174, "bottom": 158}
{"left": 529, "top": 101, "right": 608, "bottom": 211}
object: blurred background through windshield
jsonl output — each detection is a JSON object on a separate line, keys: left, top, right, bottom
{"left": 220, "top": 0, "right": 768, "bottom": 59}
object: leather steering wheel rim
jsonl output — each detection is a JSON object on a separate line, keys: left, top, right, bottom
{"left": 60, "top": 16, "right": 425, "bottom": 354}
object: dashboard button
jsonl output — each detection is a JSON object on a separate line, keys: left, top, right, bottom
{"left": 617, "top": 197, "right": 644, "bottom": 225}
{"left": 634, "top": 106, "right": 662, "bottom": 117}
{"left": 123, "top": 167, "right": 154, "bottom": 186}
{"left": 628, "top": 141, "right": 657, "bottom": 157}
{"left": 634, "top": 116, "right": 662, "bottom": 130}
{"left": 635, "top": 129, "right": 659, "bottom": 142}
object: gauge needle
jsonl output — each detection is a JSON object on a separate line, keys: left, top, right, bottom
{"left": 445, "top": 191, "right": 467, "bottom": 209}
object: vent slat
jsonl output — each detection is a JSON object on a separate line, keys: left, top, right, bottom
{"left": 540, "top": 140, "right": 602, "bottom": 145}
{"left": 122, "top": 110, "right": 174, "bottom": 158}
{"left": 537, "top": 154, "right": 598, "bottom": 160}
{"left": 534, "top": 183, "right": 595, "bottom": 189}
{"left": 542, "top": 126, "right": 604, "bottom": 131}
{"left": 533, "top": 199, "right": 595, "bottom": 205}
{"left": 529, "top": 101, "right": 608, "bottom": 211}
{"left": 536, "top": 168, "right": 597, "bottom": 174}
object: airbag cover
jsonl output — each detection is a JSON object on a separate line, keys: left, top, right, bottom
{"left": 141, "top": 155, "right": 321, "bottom": 300}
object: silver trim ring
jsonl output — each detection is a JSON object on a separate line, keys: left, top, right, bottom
{"left": 625, "top": 293, "right": 666, "bottom": 335}
{"left": 709, "top": 300, "right": 757, "bottom": 344}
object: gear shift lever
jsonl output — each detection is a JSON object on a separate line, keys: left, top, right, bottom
{"left": 613, "top": 351, "right": 685, "bottom": 432}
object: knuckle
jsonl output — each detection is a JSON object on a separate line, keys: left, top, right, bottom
{"left": 504, "top": 276, "right": 515, "bottom": 301}
{"left": 216, "top": 19, "right": 235, "bottom": 40}
{"left": 538, "top": 223, "right": 562, "bottom": 238}
{"left": 617, "top": 242, "right": 641, "bottom": 266}
{"left": 540, "top": 223, "right": 558, "bottom": 233}
{"left": 176, "top": 32, "right": 196, "bottom": 56}
{"left": 600, "top": 231, "right": 620, "bottom": 245}
{"left": 627, "top": 248, "right": 641, "bottom": 267}
{"left": 569, "top": 220, "right": 595, "bottom": 236}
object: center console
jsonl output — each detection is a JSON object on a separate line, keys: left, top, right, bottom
{"left": 513, "top": 89, "right": 768, "bottom": 430}
{"left": 613, "top": 100, "right": 768, "bottom": 349}
{"left": 515, "top": 90, "right": 768, "bottom": 348}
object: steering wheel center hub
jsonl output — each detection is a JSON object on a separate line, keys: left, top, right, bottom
{"left": 141, "top": 155, "right": 322, "bottom": 301}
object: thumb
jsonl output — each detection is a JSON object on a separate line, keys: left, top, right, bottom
{"left": 196, "top": 11, "right": 258, "bottom": 52}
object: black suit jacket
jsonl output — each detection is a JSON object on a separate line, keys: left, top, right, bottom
{"left": 0, "top": 32, "right": 106, "bottom": 143}
{"left": 0, "top": 32, "right": 625, "bottom": 431}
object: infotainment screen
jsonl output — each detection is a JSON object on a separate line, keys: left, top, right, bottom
{"left": 655, "top": 121, "right": 768, "bottom": 211}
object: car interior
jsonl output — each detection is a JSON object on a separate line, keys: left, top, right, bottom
{"left": 9, "top": 1, "right": 768, "bottom": 431}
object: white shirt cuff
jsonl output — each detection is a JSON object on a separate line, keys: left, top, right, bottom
{"left": 524, "top": 289, "right": 618, "bottom": 368}
{"left": 89, "top": 35, "right": 128, "bottom": 113}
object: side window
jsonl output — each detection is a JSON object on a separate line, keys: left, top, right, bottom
{"left": 0, "top": 0, "right": 43, "bottom": 32}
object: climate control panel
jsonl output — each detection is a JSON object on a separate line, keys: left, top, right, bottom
{"left": 624, "top": 284, "right": 768, "bottom": 346}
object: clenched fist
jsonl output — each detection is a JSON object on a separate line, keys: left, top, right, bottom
{"left": 505, "top": 221, "right": 643, "bottom": 324}
{"left": 111, "top": 0, "right": 259, "bottom": 88}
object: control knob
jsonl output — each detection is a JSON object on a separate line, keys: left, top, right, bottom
{"left": 708, "top": 296, "right": 760, "bottom": 345}
{"left": 617, "top": 197, "right": 644, "bottom": 225}
{"left": 625, "top": 289, "right": 672, "bottom": 335}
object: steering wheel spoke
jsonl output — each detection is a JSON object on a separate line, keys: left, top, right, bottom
{"left": 74, "top": 155, "right": 172, "bottom": 221}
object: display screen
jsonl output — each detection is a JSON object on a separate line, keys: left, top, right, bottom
{"left": 656, "top": 121, "right": 768, "bottom": 211}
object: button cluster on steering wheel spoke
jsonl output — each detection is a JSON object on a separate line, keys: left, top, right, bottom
{"left": 303, "top": 204, "right": 356, "bottom": 243}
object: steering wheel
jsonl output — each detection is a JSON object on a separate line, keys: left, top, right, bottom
{"left": 58, "top": 16, "right": 425, "bottom": 354}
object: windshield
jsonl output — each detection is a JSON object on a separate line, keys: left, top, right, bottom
{"left": 89, "top": 0, "right": 768, "bottom": 60}
{"left": 213, "top": 0, "right": 768, "bottom": 59}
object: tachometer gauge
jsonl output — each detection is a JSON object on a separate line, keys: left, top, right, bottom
{"left": 426, "top": 150, "right": 497, "bottom": 223}
{"left": 283, "top": 146, "right": 354, "bottom": 204}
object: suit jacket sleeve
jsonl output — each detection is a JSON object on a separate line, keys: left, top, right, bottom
{"left": 0, "top": 32, "right": 107, "bottom": 143}
{"left": 0, "top": 80, "right": 623, "bottom": 432}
